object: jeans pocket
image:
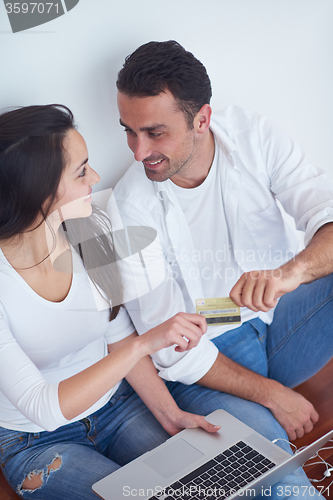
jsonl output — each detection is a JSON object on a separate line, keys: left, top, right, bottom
{"left": 248, "top": 318, "right": 267, "bottom": 344}
{"left": 0, "top": 429, "right": 31, "bottom": 466}
{"left": 108, "top": 379, "right": 134, "bottom": 407}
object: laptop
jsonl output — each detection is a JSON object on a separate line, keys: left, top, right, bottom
{"left": 92, "top": 409, "right": 333, "bottom": 499}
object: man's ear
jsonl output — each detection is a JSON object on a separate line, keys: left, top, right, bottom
{"left": 196, "top": 104, "right": 212, "bottom": 134}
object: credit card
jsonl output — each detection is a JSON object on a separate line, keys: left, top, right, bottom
{"left": 195, "top": 297, "right": 241, "bottom": 325}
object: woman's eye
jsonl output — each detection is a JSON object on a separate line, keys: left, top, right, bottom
{"left": 78, "top": 166, "right": 86, "bottom": 178}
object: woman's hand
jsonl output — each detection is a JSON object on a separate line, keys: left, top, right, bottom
{"left": 138, "top": 312, "right": 207, "bottom": 356}
{"left": 157, "top": 407, "right": 221, "bottom": 436}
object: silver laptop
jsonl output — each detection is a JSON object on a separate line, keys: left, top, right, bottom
{"left": 92, "top": 409, "right": 333, "bottom": 499}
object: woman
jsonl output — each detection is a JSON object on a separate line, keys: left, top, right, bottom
{"left": 0, "top": 104, "right": 218, "bottom": 499}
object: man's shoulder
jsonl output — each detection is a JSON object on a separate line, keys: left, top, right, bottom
{"left": 114, "top": 161, "right": 159, "bottom": 212}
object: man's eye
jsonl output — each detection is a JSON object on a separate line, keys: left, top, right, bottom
{"left": 124, "top": 128, "right": 134, "bottom": 134}
{"left": 78, "top": 166, "right": 86, "bottom": 178}
{"left": 149, "top": 132, "right": 161, "bottom": 138}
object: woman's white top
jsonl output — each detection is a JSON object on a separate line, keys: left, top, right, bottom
{"left": 0, "top": 247, "right": 135, "bottom": 433}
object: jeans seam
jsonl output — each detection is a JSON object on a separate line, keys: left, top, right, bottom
{"left": 1, "top": 434, "right": 33, "bottom": 468}
{"left": 108, "top": 386, "right": 135, "bottom": 407}
{"left": 79, "top": 417, "right": 100, "bottom": 453}
{"left": 268, "top": 295, "right": 333, "bottom": 361}
{"left": 0, "top": 436, "right": 24, "bottom": 454}
{"left": 248, "top": 319, "right": 266, "bottom": 342}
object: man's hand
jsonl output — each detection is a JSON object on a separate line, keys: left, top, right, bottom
{"left": 197, "top": 352, "right": 318, "bottom": 441}
{"left": 157, "top": 407, "right": 221, "bottom": 437}
{"left": 265, "top": 381, "right": 319, "bottom": 441}
{"left": 230, "top": 223, "right": 333, "bottom": 313}
{"left": 230, "top": 264, "right": 303, "bottom": 312}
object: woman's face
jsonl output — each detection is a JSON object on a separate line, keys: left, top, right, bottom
{"left": 51, "top": 129, "right": 101, "bottom": 220}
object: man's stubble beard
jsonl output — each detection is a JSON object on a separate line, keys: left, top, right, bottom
{"left": 143, "top": 133, "right": 197, "bottom": 183}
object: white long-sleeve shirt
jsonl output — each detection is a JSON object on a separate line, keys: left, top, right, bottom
{"left": 0, "top": 247, "right": 135, "bottom": 432}
{"left": 110, "top": 106, "right": 333, "bottom": 385}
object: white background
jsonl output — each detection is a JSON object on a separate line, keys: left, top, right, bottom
{"left": 0, "top": 0, "right": 332, "bottom": 199}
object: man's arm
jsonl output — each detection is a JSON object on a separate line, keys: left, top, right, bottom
{"left": 108, "top": 334, "right": 220, "bottom": 436}
{"left": 220, "top": 224, "right": 333, "bottom": 439}
{"left": 234, "top": 112, "right": 333, "bottom": 313}
{"left": 230, "top": 222, "right": 333, "bottom": 313}
{"left": 197, "top": 351, "right": 319, "bottom": 441}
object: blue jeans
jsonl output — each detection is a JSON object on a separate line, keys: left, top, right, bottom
{"left": 0, "top": 380, "right": 169, "bottom": 499}
{"left": 1, "top": 277, "right": 332, "bottom": 499}
{"left": 166, "top": 273, "right": 333, "bottom": 499}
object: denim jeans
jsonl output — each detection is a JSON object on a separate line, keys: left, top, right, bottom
{"left": 0, "top": 380, "right": 169, "bottom": 499}
{"left": 1, "top": 276, "right": 332, "bottom": 499}
{"left": 166, "top": 273, "right": 333, "bottom": 499}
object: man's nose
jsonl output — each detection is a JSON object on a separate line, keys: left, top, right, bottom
{"left": 133, "top": 136, "right": 152, "bottom": 162}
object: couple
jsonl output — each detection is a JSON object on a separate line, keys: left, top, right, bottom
{"left": 0, "top": 41, "right": 332, "bottom": 499}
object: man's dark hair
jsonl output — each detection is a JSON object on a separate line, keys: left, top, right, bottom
{"left": 116, "top": 40, "right": 212, "bottom": 128}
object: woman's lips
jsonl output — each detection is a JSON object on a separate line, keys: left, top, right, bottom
{"left": 84, "top": 189, "right": 93, "bottom": 202}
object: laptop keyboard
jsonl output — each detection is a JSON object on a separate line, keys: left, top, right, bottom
{"left": 148, "top": 440, "right": 276, "bottom": 499}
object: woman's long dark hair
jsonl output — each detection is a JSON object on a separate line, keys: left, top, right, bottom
{"left": 0, "top": 104, "right": 121, "bottom": 319}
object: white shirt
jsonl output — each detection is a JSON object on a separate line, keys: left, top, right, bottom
{"left": 170, "top": 137, "right": 258, "bottom": 338}
{"left": 110, "top": 105, "right": 333, "bottom": 385}
{"left": 0, "top": 247, "right": 135, "bottom": 432}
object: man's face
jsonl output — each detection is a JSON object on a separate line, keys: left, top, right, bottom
{"left": 117, "top": 90, "right": 198, "bottom": 182}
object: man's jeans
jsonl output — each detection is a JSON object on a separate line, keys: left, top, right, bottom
{"left": 166, "top": 273, "right": 333, "bottom": 499}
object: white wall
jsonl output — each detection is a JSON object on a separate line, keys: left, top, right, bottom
{"left": 1, "top": 0, "right": 332, "bottom": 200}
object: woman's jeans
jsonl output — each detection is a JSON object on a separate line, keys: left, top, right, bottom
{"left": 0, "top": 380, "right": 169, "bottom": 499}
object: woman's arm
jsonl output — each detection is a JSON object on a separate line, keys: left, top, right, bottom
{"left": 108, "top": 335, "right": 220, "bottom": 436}
{"left": 58, "top": 313, "right": 207, "bottom": 421}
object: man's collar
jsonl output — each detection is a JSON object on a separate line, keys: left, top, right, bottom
{"left": 155, "top": 179, "right": 172, "bottom": 201}
{"left": 209, "top": 114, "right": 238, "bottom": 159}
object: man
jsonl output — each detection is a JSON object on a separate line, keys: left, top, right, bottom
{"left": 108, "top": 40, "right": 333, "bottom": 498}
